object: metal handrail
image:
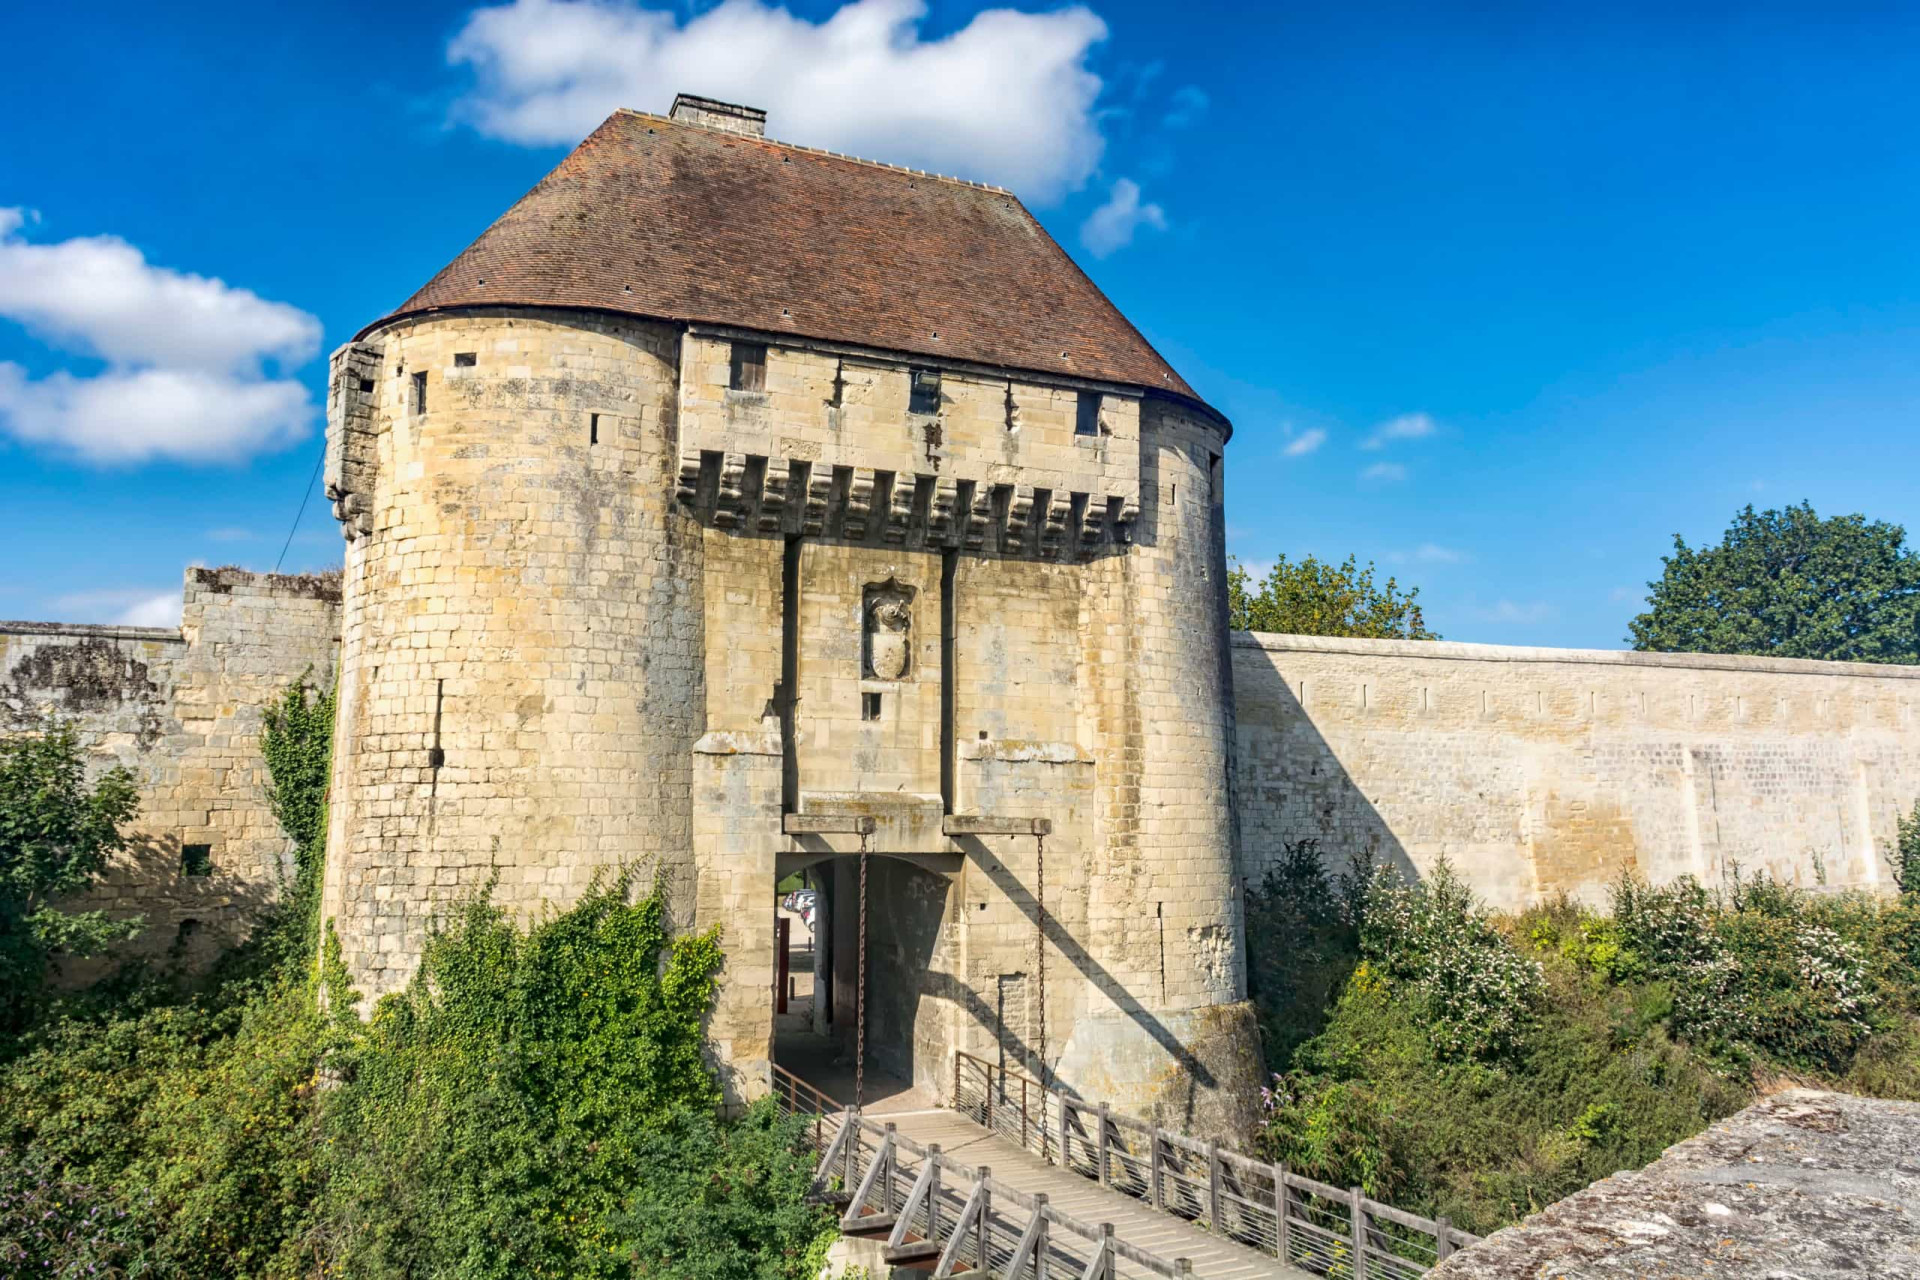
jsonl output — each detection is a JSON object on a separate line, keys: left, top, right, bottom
{"left": 953, "top": 1050, "right": 1478, "bottom": 1278}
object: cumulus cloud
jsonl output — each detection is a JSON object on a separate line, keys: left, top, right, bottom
{"left": 1360, "top": 461, "right": 1407, "bottom": 484}
{"left": 1474, "top": 600, "right": 1557, "bottom": 625}
{"left": 1281, "top": 427, "right": 1326, "bottom": 458}
{"left": 1361, "top": 411, "right": 1437, "bottom": 450}
{"left": 1079, "top": 178, "right": 1166, "bottom": 257}
{"left": 0, "top": 209, "right": 321, "bottom": 464}
{"left": 448, "top": 0, "right": 1109, "bottom": 201}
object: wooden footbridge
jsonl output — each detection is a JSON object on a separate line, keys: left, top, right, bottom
{"left": 772, "top": 1052, "right": 1477, "bottom": 1279}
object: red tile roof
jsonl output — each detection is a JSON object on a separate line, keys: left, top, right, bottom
{"left": 371, "top": 110, "right": 1213, "bottom": 412}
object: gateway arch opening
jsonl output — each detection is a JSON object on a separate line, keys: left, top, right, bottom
{"left": 772, "top": 851, "right": 960, "bottom": 1111}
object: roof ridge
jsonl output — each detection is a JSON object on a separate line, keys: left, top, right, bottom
{"left": 612, "top": 108, "right": 1015, "bottom": 196}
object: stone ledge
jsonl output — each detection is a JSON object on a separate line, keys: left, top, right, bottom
{"left": 1234, "top": 630, "right": 1920, "bottom": 680}
{"left": 0, "top": 620, "right": 185, "bottom": 643}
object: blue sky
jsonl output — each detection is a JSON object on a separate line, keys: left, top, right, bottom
{"left": 3, "top": 0, "right": 1917, "bottom": 646}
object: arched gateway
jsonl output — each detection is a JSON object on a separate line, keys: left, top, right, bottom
{"left": 318, "top": 93, "right": 1261, "bottom": 1135}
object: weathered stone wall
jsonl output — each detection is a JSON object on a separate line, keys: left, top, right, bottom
{"left": 1233, "top": 633, "right": 1920, "bottom": 908}
{"left": 1, "top": 568, "right": 341, "bottom": 970}
{"left": 1431, "top": 1089, "right": 1920, "bottom": 1279}
{"left": 314, "top": 297, "right": 1258, "bottom": 1129}
{"left": 319, "top": 310, "right": 703, "bottom": 1004}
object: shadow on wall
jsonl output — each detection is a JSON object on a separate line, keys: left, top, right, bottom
{"left": 1231, "top": 651, "right": 1417, "bottom": 886}
{"left": 54, "top": 829, "right": 283, "bottom": 987}
{"left": 953, "top": 837, "right": 1218, "bottom": 1095}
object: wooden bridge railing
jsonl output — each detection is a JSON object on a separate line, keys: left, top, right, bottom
{"left": 952, "top": 1051, "right": 1478, "bottom": 1279}
{"left": 805, "top": 1106, "right": 1194, "bottom": 1279}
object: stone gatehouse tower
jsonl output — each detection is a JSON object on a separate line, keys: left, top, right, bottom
{"left": 319, "top": 94, "right": 1259, "bottom": 1130}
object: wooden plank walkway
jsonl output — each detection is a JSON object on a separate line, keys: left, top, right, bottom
{"left": 874, "top": 1106, "right": 1312, "bottom": 1280}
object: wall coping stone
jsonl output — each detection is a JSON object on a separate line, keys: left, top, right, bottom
{"left": 1233, "top": 630, "right": 1920, "bottom": 681}
{"left": 0, "top": 621, "right": 185, "bottom": 644}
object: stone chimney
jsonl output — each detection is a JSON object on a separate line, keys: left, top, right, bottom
{"left": 669, "top": 93, "right": 767, "bottom": 138}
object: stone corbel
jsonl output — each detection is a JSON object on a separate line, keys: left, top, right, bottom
{"left": 1005, "top": 486, "right": 1037, "bottom": 551}
{"left": 1039, "top": 491, "right": 1074, "bottom": 555}
{"left": 843, "top": 468, "right": 878, "bottom": 540}
{"left": 758, "top": 458, "right": 793, "bottom": 533}
{"left": 883, "top": 475, "right": 917, "bottom": 543}
{"left": 675, "top": 449, "right": 706, "bottom": 507}
{"left": 927, "top": 479, "right": 962, "bottom": 546}
{"left": 802, "top": 466, "right": 834, "bottom": 536}
{"left": 713, "top": 454, "right": 749, "bottom": 529}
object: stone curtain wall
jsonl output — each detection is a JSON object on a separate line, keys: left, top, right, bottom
{"left": 1233, "top": 633, "right": 1920, "bottom": 908}
{"left": 0, "top": 568, "right": 342, "bottom": 970}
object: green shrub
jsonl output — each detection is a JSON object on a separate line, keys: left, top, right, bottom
{"left": 0, "top": 677, "right": 836, "bottom": 1279}
{"left": 1250, "top": 846, "right": 1920, "bottom": 1237}
{"left": 0, "top": 724, "right": 141, "bottom": 1035}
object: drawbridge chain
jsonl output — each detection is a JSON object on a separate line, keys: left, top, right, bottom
{"left": 856, "top": 830, "right": 869, "bottom": 1110}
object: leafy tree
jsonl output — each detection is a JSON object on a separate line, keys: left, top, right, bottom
{"left": 1629, "top": 502, "right": 1920, "bottom": 663}
{"left": 1228, "top": 554, "right": 1437, "bottom": 639}
{"left": 0, "top": 724, "right": 140, "bottom": 1032}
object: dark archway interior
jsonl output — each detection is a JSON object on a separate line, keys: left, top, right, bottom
{"left": 773, "top": 853, "right": 953, "bottom": 1108}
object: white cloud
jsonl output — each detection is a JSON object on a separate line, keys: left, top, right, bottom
{"left": 0, "top": 210, "right": 321, "bottom": 464}
{"left": 1360, "top": 411, "right": 1437, "bottom": 450}
{"left": 448, "top": 0, "right": 1109, "bottom": 201}
{"left": 1609, "top": 585, "right": 1645, "bottom": 605}
{"left": 207, "top": 526, "right": 255, "bottom": 542}
{"left": 1080, "top": 178, "right": 1167, "bottom": 257}
{"left": 1281, "top": 427, "right": 1326, "bottom": 458}
{"left": 1360, "top": 461, "right": 1407, "bottom": 484}
{"left": 1474, "top": 600, "right": 1557, "bottom": 625}
{"left": 117, "top": 592, "right": 184, "bottom": 628}
{"left": 47, "top": 587, "right": 184, "bottom": 628}
{"left": 0, "top": 366, "right": 313, "bottom": 464}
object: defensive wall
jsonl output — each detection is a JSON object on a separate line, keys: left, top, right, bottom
{"left": 1233, "top": 631, "right": 1920, "bottom": 908}
{"left": 0, "top": 567, "right": 341, "bottom": 971}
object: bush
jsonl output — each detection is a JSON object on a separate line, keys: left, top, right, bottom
{"left": 0, "top": 677, "right": 837, "bottom": 1279}
{"left": 1248, "top": 845, "right": 1920, "bottom": 1237}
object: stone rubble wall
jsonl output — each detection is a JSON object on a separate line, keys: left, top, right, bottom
{"left": 0, "top": 567, "right": 341, "bottom": 972}
{"left": 1233, "top": 632, "right": 1920, "bottom": 908}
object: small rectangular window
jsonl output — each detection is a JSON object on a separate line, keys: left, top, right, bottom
{"left": 862, "top": 692, "right": 883, "bottom": 721}
{"left": 453, "top": 351, "right": 476, "bottom": 367}
{"left": 590, "top": 413, "right": 600, "bottom": 445}
{"left": 730, "top": 342, "right": 767, "bottom": 392}
{"left": 182, "top": 843, "right": 213, "bottom": 877}
{"left": 909, "top": 369, "right": 942, "bottom": 416}
{"left": 411, "top": 370, "right": 428, "bottom": 415}
{"left": 1075, "top": 392, "right": 1100, "bottom": 437}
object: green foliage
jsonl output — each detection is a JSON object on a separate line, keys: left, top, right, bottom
{"left": 1611, "top": 872, "right": 1882, "bottom": 1073}
{"left": 0, "top": 676, "right": 835, "bottom": 1278}
{"left": 1227, "top": 554, "right": 1437, "bottom": 639}
{"left": 0, "top": 723, "right": 142, "bottom": 1035}
{"left": 317, "top": 880, "right": 765, "bottom": 1279}
{"left": 1250, "top": 846, "right": 1920, "bottom": 1236}
{"left": 1891, "top": 799, "right": 1920, "bottom": 897}
{"left": 1628, "top": 502, "right": 1920, "bottom": 662}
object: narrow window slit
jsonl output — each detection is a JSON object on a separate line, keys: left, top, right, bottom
{"left": 589, "top": 413, "right": 600, "bottom": 445}
{"left": 862, "top": 692, "right": 883, "bottom": 721}
{"left": 411, "top": 370, "right": 428, "bottom": 415}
